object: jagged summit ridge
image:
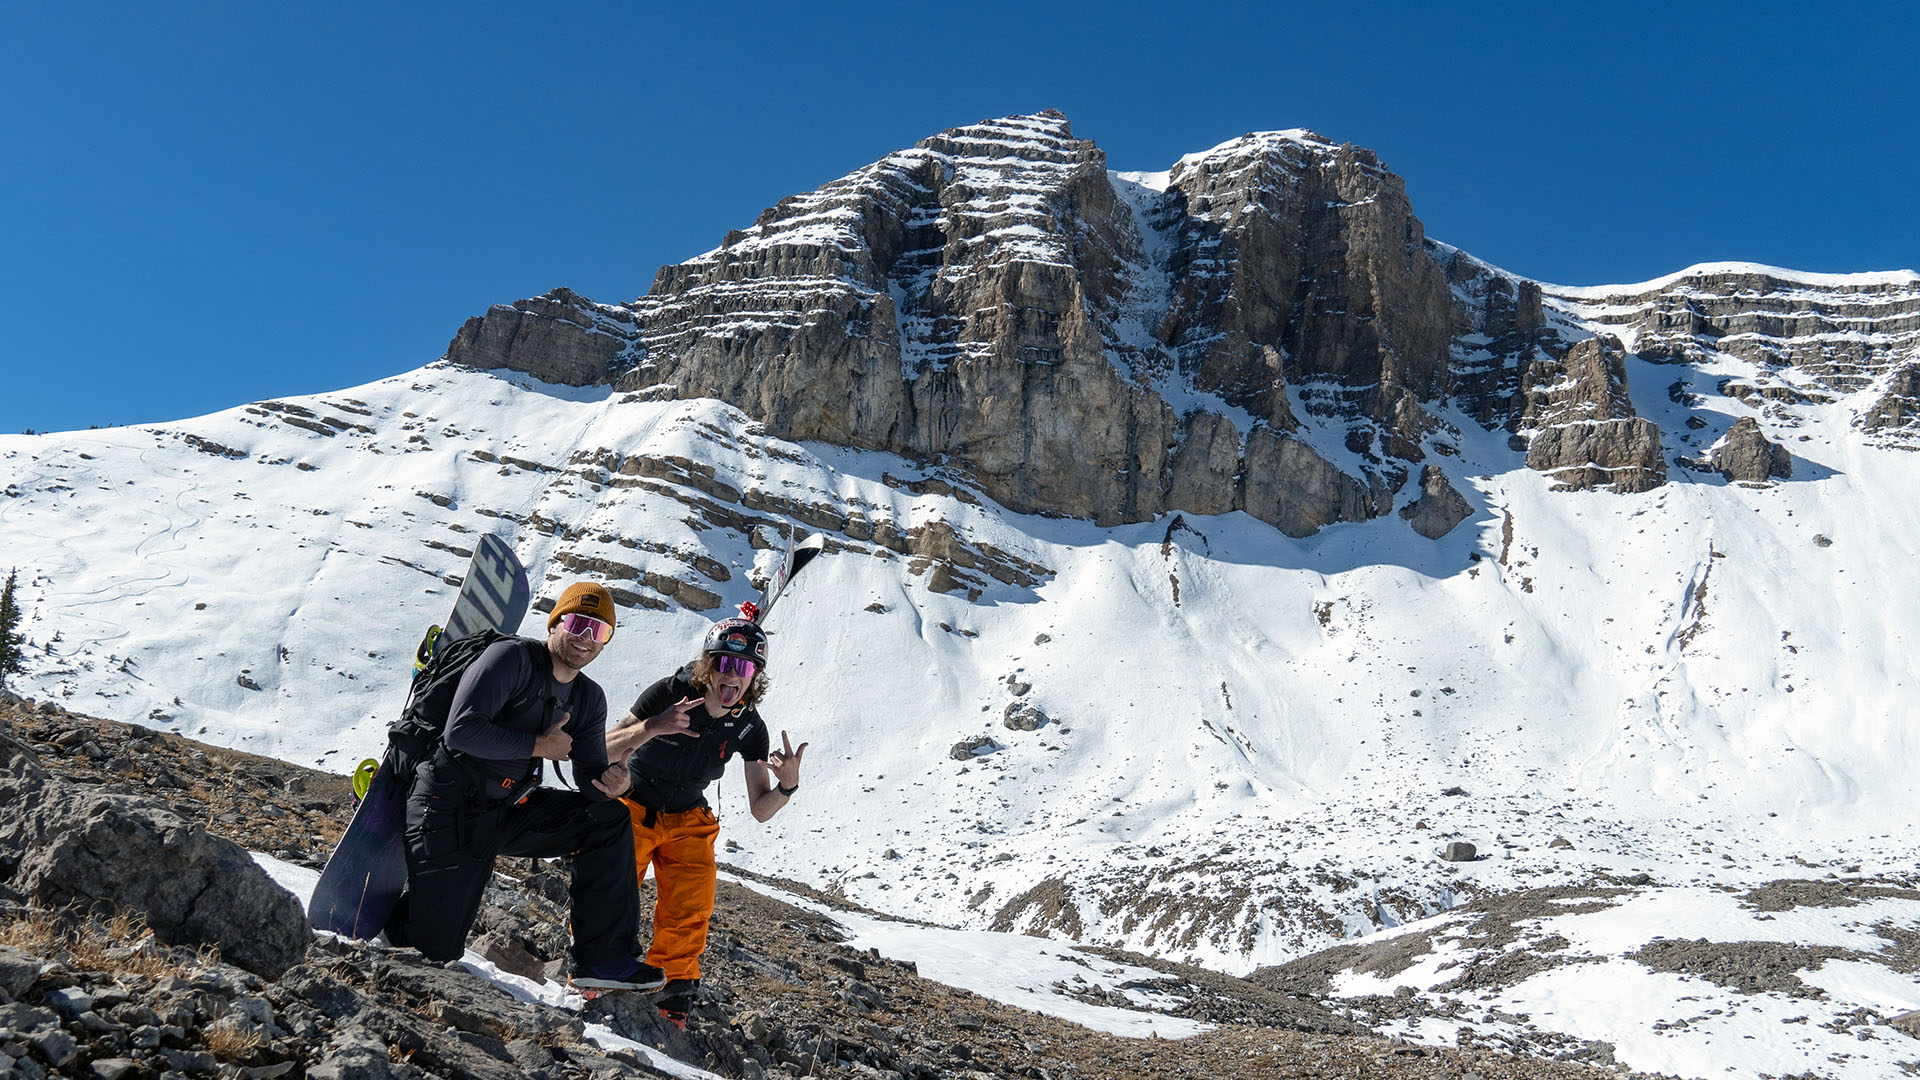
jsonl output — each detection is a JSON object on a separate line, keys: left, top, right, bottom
{"left": 644, "top": 111, "right": 1108, "bottom": 373}
{"left": 605, "top": 111, "right": 1455, "bottom": 535}
{"left": 446, "top": 111, "right": 1918, "bottom": 532}
{"left": 1151, "top": 121, "right": 1450, "bottom": 454}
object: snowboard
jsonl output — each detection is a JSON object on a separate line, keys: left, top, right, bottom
{"left": 307, "top": 534, "right": 531, "bottom": 938}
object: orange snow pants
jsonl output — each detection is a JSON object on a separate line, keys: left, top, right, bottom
{"left": 623, "top": 801, "right": 721, "bottom": 981}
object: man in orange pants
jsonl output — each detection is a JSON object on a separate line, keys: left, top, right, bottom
{"left": 604, "top": 616, "right": 805, "bottom": 1020}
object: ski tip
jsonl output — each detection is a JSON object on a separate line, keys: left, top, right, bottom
{"left": 739, "top": 600, "right": 760, "bottom": 622}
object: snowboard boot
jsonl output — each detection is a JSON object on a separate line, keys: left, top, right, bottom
{"left": 652, "top": 978, "right": 701, "bottom": 1028}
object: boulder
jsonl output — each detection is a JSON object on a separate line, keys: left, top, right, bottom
{"left": 0, "top": 944, "right": 36, "bottom": 1000}
{"left": 949, "top": 736, "right": 1000, "bottom": 760}
{"left": 1709, "top": 416, "right": 1792, "bottom": 482}
{"left": 1002, "top": 703, "right": 1049, "bottom": 731}
{"left": 0, "top": 740, "right": 310, "bottom": 978}
{"left": 307, "top": 1031, "right": 398, "bottom": 1080}
{"left": 1399, "top": 465, "right": 1474, "bottom": 539}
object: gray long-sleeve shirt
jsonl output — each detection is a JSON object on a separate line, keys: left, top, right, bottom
{"left": 442, "top": 640, "right": 613, "bottom": 799}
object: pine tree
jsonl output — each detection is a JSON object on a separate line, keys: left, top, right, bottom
{"left": 0, "top": 568, "right": 22, "bottom": 692}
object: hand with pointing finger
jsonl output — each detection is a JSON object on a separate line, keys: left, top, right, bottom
{"left": 605, "top": 697, "right": 702, "bottom": 760}
{"left": 644, "top": 696, "right": 701, "bottom": 740}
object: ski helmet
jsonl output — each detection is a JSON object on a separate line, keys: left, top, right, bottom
{"left": 703, "top": 617, "right": 768, "bottom": 668}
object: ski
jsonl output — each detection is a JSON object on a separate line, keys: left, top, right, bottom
{"left": 749, "top": 532, "right": 825, "bottom": 626}
{"left": 307, "top": 534, "right": 531, "bottom": 938}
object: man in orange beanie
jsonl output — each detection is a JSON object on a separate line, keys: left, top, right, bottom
{"left": 386, "top": 581, "right": 666, "bottom": 992}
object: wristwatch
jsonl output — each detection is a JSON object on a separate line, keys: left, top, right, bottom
{"left": 777, "top": 782, "right": 799, "bottom": 797}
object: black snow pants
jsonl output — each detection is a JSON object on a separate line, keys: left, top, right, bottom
{"left": 387, "top": 745, "right": 638, "bottom": 965}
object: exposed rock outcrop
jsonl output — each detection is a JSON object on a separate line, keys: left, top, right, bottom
{"left": 1400, "top": 466, "right": 1474, "bottom": 539}
{"left": 444, "top": 287, "right": 642, "bottom": 387}
{"left": 1003, "top": 702, "right": 1050, "bottom": 731}
{"left": 1431, "top": 246, "right": 1553, "bottom": 430}
{"left": 1542, "top": 266, "right": 1920, "bottom": 445}
{"left": 615, "top": 113, "right": 1440, "bottom": 535}
{"left": 0, "top": 735, "right": 310, "bottom": 978}
{"left": 1709, "top": 416, "right": 1793, "bottom": 482}
{"left": 1519, "top": 336, "right": 1667, "bottom": 493}
{"left": 1860, "top": 361, "right": 1920, "bottom": 437}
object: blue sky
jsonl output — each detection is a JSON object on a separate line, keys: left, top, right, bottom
{"left": 4, "top": 2, "right": 1915, "bottom": 435}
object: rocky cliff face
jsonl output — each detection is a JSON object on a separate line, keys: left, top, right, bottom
{"left": 1517, "top": 336, "right": 1667, "bottom": 493}
{"left": 445, "top": 288, "right": 642, "bottom": 388}
{"left": 1156, "top": 132, "right": 1453, "bottom": 460}
{"left": 464, "top": 113, "right": 1460, "bottom": 537}
{"left": 1540, "top": 265, "right": 1920, "bottom": 449}
{"left": 443, "top": 113, "right": 1920, "bottom": 536}
{"left": 611, "top": 114, "right": 1478, "bottom": 535}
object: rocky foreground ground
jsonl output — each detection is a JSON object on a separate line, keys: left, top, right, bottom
{"left": 0, "top": 694, "right": 1657, "bottom": 1080}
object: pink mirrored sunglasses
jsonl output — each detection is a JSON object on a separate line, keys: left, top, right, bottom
{"left": 557, "top": 612, "right": 612, "bottom": 644}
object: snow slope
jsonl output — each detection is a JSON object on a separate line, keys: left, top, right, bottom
{"left": 1325, "top": 882, "right": 1920, "bottom": 1077}
{"left": 5, "top": 338, "right": 1918, "bottom": 1077}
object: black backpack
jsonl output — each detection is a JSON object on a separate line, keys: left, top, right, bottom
{"left": 385, "top": 629, "right": 552, "bottom": 787}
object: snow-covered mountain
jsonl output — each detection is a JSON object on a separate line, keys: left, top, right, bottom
{"left": 3, "top": 112, "right": 1918, "bottom": 1078}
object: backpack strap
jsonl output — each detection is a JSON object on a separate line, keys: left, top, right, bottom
{"left": 499, "top": 638, "right": 553, "bottom": 723}
{"left": 466, "top": 638, "right": 558, "bottom": 794}
{"left": 541, "top": 647, "right": 591, "bottom": 792}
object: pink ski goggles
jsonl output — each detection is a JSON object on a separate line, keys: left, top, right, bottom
{"left": 715, "top": 654, "right": 756, "bottom": 679}
{"left": 556, "top": 612, "right": 613, "bottom": 644}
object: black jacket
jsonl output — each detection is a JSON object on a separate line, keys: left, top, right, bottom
{"left": 623, "top": 670, "right": 769, "bottom": 813}
{"left": 443, "top": 640, "right": 614, "bottom": 800}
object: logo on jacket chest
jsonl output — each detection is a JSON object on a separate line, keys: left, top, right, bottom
{"left": 684, "top": 715, "right": 752, "bottom": 756}
{"left": 713, "top": 718, "right": 752, "bottom": 758}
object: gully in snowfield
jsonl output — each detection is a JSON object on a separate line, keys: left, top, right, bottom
{"left": 384, "top": 582, "right": 666, "bottom": 993}
{"left": 606, "top": 615, "right": 807, "bottom": 1014}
